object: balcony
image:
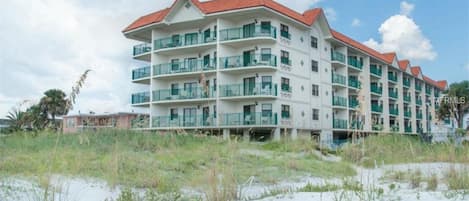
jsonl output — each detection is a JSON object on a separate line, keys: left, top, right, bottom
{"left": 404, "top": 110, "right": 412, "bottom": 118}
{"left": 152, "top": 115, "right": 215, "bottom": 128}
{"left": 403, "top": 78, "right": 411, "bottom": 88}
{"left": 133, "top": 43, "right": 151, "bottom": 56}
{"left": 331, "top": 51, "right": 346, "bottom": 63}
{"left": 220, "top": 54, "right": 277, "bottom": 72}
{"left": 416, "top": 98, "right": 422, "bottom": 106}
{"left": 371, "top": 104, "right": 383, "bottom": 113}
{"left": 280, "top": 57, "right": 292, "bottom": 66}
{"left": 153, "top": 58, "right": 216, "bottom": 77}
{"left": 425, "top": 87, "right": 432, "bottom": 95}
{"left": 348, "top": 57, "right": 363, "bottom": 70}
{"left": 416, "top": 111, "right": 423, "bottom": 119}
{"left": 221, "top": 112, "right": 278, "bottom": 127}
{"left": 281, "top": 84, "right": 292, "bottom": 93}
{"left": 403, "top": 94, "right": 411, "bottom": 103}
{"left": 388, "top": 72, "right": 398, "bottom": 83}
{"left": 349, "top": 97, "right": 359, "bottom": 109}
{"left": 389, "top": 89, "right": 398, "bottom": 99}
{"left": 415, "top": 83, "right": 422, "bottom": 92}
{"left": 370, "top": 65, "right": 382, "bottom": 77}
{"left": 348, "top": 77, "right": 361, "bottom": 89}
{"left": 332, "top": 96, "right": 347, "bottom": 107}
{"left": 152, "top": 87, "right": 215, "bottom": 103}
{"left": 280, "top": 30, "right": 291, "bottom": 39}
{"left": 405, "top": 126, "right": 412, "bottom": 133}
{"left": 332, "top": 73, "right": 346, "bottom": 86}
{"left": 153, "top": 32, "right": 216, "bottom": 54}
{"left": 220, "top": 83, "right": 277, "bottom": 98}
{"left": 434, "top": 91, "right": 440, "bottom": 97}
{"left": 132, "top": 66, "right": 151, "bottom": 81}
{"left": 333, "top": 119, "right": 348, "bottom": 129}
{"left": 220, "top": 25, "right": 277, "bottom": 42}
{"left": 131, "top": 92, "right": 150, "bottom": 105}
{"left": 371, "top": 84, "right": 383, "bottom": 95}
{"left": 389, "top": 107, "right": 399, "bottom": 116}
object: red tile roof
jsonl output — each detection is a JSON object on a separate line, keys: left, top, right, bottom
{"left": 330, "top": 30, "right": 390, "bottom": 63}
{"left": 398, "top": 60, "right": 410, "bottom": 71}
{"left": 123, "top": 0, "right": 324, "bottom": 32}
{"left": 381, "top": 52, "right": 397, "bottom": 64}
{"left": 411, "top": 66, "right": 422, "bottom": 76}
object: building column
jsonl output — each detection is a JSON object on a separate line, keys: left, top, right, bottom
{"left": 291, "top": 128, "right": 298, "bottom": 140}
{"left": 243, "top": 130, "right": 250, "bottom": 141}
{"left": 223, "top": 129, "right": 230, "bottom": 140}
{"left": 272, "top": 128, "right": 281, "bottom": 141}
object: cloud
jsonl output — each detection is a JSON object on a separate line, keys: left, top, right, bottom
{"left": 400, "top": 1, "right": 415, "bottom": 16}
{"left": 364, "top": 3, "right": 436, "bottom": 61}
{"left": 324, "top": 7, "right": 337, "bottom": 21}
{"left": 276, "top": 0, "right": 322, "bottom": 12}
{"left": 351, "top": 18, "right": 361, "bottom": 27}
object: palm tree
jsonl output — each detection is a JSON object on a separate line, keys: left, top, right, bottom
{"left": 39, "top": 89, "right": 68, "bottom": 128}
{"left": 6, "top": 107, "right": 26, "bottom": 131}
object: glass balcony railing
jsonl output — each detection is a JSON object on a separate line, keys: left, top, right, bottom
{"left": 389, "top": 89, "right": 398, "bottom": 99}
{"left": 152, "top": 115, "right": 216, "bottom": 128}
{"left": 416, "top": 111, "right": 423, "bottom": 119}
{"left": 404, "top": 110, "right": 412, "bottom": 118}
{"left": 332, "top": 73, "right": 346, "bottom": 85}
{"left": 154, "top": 32, "right": 217, "bottom": 50}
{"left": 153, "top": 59, "right": 216, "bottom": 76}
{"left": 152, "top": 87, "right": 215, "bottom": 102}
{"left": 403, "top": 94, "right": 411, "bottom": 103}
{"left": 131, "top": 92, "right": 150, "bottom": 104}
{"left": 370, "top": 65, "right": 382, "bottom": 76}
{"left": 280, "top": 57, "right": 291, "bottom": 65}
{"left": 348, "top": 77, "right": 361, "bottom": 89}
{"left": 405, "top": 126, "right": 412, "bottom": 133}
{"left": 416, "top": 98, "right": 422, "bottom": 106}
{"left": 333, "top": 96, "right": 347, "bottom": 107}
{"left": 331, "top": 51, "right": 346, "bottom": 63}
{"left": 389, "top": 107, "right": 399, "bottom": 115}
{"left": 371, "top": 104, "right": 383, "bottom": 113}
{"left": 349, "top": 97, "right": 359, "bottom": 109}
{"left": 220, "top": 83, "right": 277, "bottom": 97}
{"left": 220, "top": 25, "right": 277, "bottom": 41}
{"left": 132, "top": 66, "right": 151, "bottom": 80}
{"left": 426, "top": 87, "right": 432, "bottom": 95}
{"left": 348, "top": 57, "right": 363, "bottom": 70}
{"left": 280, "top": 30, "right": 291, "bottom": 39}
{"left": 388, "top": 72, "right": 398, "bottom": 83}
{"left": 403, "top": 78, "right": 411, "bottom": 88}
{"left": 220, "top": 54, "right": 277, "bottom": 69}
{"left": 415, "top": 83, "right": 422, "bottom": 92}
{"left": 133, "top": 43, "right": 151, "bottom": 56}
{"left": 333, "top": 119, "right": 348, "bottom": 129}
{"left": 371, "top": 84, "right": 383, "bottom": 95}
{"left": 434, "top": 91, "right": 440, "bottom": 97}
{"left": 221, "top": 112, "right": 278, "bottom": 126}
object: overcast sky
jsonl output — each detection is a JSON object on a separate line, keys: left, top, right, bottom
{"left": 0, "top": 0, "right": 467, "bottom": 118}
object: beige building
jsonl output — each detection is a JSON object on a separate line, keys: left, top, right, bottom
{"left": 63, "top": 113, "right": 148, "bottom": 133}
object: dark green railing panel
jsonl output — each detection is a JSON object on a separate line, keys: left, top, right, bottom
{"left": 220, "top": 54, "right": 277, "bottom": 69}
{"left": 221, "top": 112, "right": 278, "bottom": 126}
{"left": 132, "top": 66, "right": 151, "bottom": 80}
{"left": 131, "top": 92, "right": 150, "bottom": 104}
{"left": 152, "top": 87, "right": 215, "bottom": 102}
{"left": 333, "top": 119, "right": 347, "bottom": 129}
{"left": 371, "top": 104, "right": 383, "bottom": 113}
{"left": 332, "top": 73, "right": 346, "bottom": 85}
{"left": 133, "top": 43, "right": 151, "bottom": 56}
{"left": 220, "top": 25, "right": 277, "bottom": 41}
{"left": 220, "top": 83, "right": 277, "bottom": 97}
{"left": 153, "top": 115, "right": 216, "bottom": 128}
{"left": 348, "top": 57, "right": 363, "bottom": 70}
{"left": 333, "top": 96, "right": 347, "bottom": 107}
{"left": 331, "top": 51, "right": 346, "bottom": 63}
{"left": 388, "top": 72, "right": 398, "bottom": 82}
{"left": 153, "top": 59, "right": 216, "bottom": 76}
{"left": 154, "top": 31, "right": 217, "bottom": 50}
{"left": 370, "top": 65, "right": 382, "bottom": 76}
{"left": 348, "top": 77, "right": 361, "bottom": 89}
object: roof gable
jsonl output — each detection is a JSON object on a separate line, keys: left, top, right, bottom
{"left": 165, "top": 0, "right": 205, "bottom": 23}
{"left": 411, "top": 66, "right": 423, "bottom": 79}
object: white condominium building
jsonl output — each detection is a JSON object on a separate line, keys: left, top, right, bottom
{"left": 123, "top": 0, "right": 447, "bottom": 144}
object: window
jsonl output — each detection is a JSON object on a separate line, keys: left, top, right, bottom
{"left": 170, "top": 108, "right": 178, "bottom": 120}
{"left": 203, "top": 54, "right": 210, "bottom": 68}
{"left": 185, "top": 33, "right": 198, "bottom": 45}
{"left": 311, "top": 36, "right": 318, "bottom": 48}
{"left": 281, "top": 50, "right": 290, "bottom": 65}
{"left": 280, "top": 24, "right": 290, "bottom": 39}
{"left": 312, "top": 84, "right": 319, "bottom": 96}
{"left": 260, "top": 21, "right": 271, "bottom": 34}
{"left": 311, "top": 60, "right": 318, "bottom": 72}
{"left": 213, "top": 105, "right": 217, "bottom": 118}
{"left": 262, "top": 104, "right": 273, "bottom": 117}
{"left": 281, "top": 77, "right": 290, "bottom": 92}
{"left": 171, "top": 83, "right": 179, "bottom": 95}
{"left": 213, "top": 78, "right": 217, "bottom": 91}
{"left": 171, "top": 59, "right": 180, "bottom": 71}
{"left": 281, "top": 105, "right": 290, "bottom": 119}
{"left": 312, "top": 109, "right": 319, "bottom": 120}
{"left": 262, "top": 76, "right": 272, "bottom": 90}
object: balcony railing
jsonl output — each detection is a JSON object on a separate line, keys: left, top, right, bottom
{"left": 434, "top": 91, "right": 440, "bottom": 97}
{"left": 221, "top": 112, "right": 278, "bottom": 126}
{"left": 280, "top": 30, "right": 291, "bottom": 39}
{"left": 348, "top": 77, "right": 361, "bottom": 89}
{"left": 280, "top": 57, "right": 291, "bottom": 65}
{"left": 153, "top": 58, "right": 216, "bottom": 76}
{"left": 415, "top": 83, "right": 422, "bottom": 92}
{"left": 280, "top": 84, "right": 292, "bottom": 93}
{"left": 403, "top": 94, "right": 411, "bottom": 103}
{"left": 333, "top": 119, "right": 348, "bottom": 129}
{"left": 416, "top": 98, "right": 422, "bottom": 106}
{"left": 405, "top": 126, "right": 412, "bottom": 133}
{"left": 370, "top": 65, "right": 382, "bottom": 77}
{"left": 371, "top": 84, "right": 383, "bottom": 95}
{"left": 349, "top": 97, "right": 359, "bottom": 109}
{"left": 132, "top": 66, "right": 151, "bottom": 80}
{"left": 152, "top": 87, "right": 215, "bottom": 102}
{"left": 403, "top": 78, "right": 411, "bottom": 88}
{"left": 371, "top": 104, "right": 383, "bottom": 113}
{"left": 389, "top": 107, "right": 399, "bottom": 115}
{"left": 220, "top": 25, "right": 277, "bottom": 41}
{"left": 133, "top": 43, "right": 151, "bottom": 56}
{"left": 348, "top": 57, "right": 363, "bottom": 70}
{"left": 220, "top": 83, "right": 277, "bottom": 97}
{"left": 388, "top": 72, "right": 398, "bottom": 83}
{"left": 220, "top": 54, "right": 277, "bottom": 69}
{"left": 131, "top": 92, "right": 150, "bottom": 104}
{"left": 331, "top": 51, "right": 346, "bottom": 63}
{"left": 333, "top": 96, "right": 347, "bottom": 107}
{"left": 416, "top": 111, "right": 423, "bottom": 119}
{"left": 404, "top": 110, "right": 412, "bottom": 118}
{"left": 426, "top": 87, "right": 432, "bottom": 95}
{"left": 154, "top": 32, "right": 216, "bottom": 50}
{"left": 153, "top": 115, "right": 216, "bottom": 128}
{"left": 389, "top": 89, "right": 398, "bottom": 99}
{"left": 332, "top": 73, "right": 346, "bottom": 85}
